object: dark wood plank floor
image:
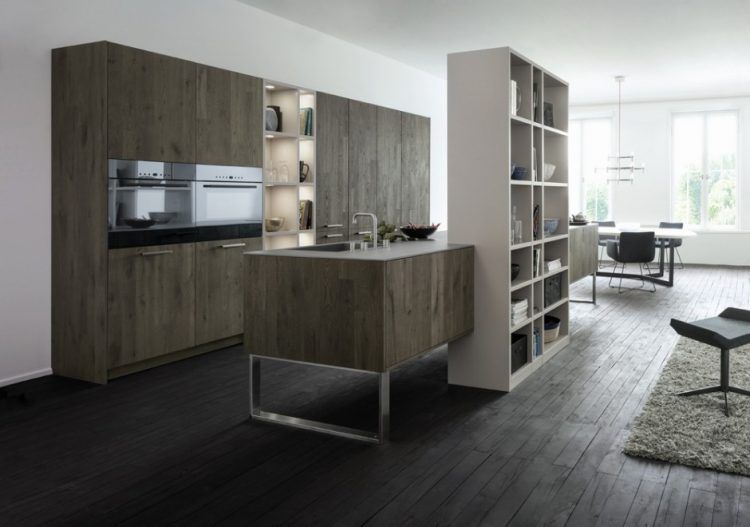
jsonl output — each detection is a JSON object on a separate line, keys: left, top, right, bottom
{"left": 2, "top": 266, "right": 750, "bottom": 526}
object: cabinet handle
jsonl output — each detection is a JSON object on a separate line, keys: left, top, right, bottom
{"left": 324, "top": 233, "right": 343, "bottom": 238}
{"left": 355, "top": 230, "right": 372, "bottom": 235}
{"left": 202, "top": 184, "right": 258, "bottom": 189}
{"left": 141, "top": 250, "right": 173, "bottom": 257}
{"left": 324, "top": 224, "right": 343, "bottom": 228}
{"left": 216, "top": 243, "right": 247, "bottom": 249}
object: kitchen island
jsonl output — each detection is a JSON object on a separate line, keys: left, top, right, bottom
{"left": 243, "top": 240, "right": 474, "bottom": 443}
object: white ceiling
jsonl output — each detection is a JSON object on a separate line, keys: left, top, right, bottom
{"left": 240, "top": 0, "right": 750, "bottom": 105}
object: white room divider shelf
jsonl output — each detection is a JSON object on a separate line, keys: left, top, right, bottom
{"left": 447, "top": 47, "right": 570, "bottom": 392}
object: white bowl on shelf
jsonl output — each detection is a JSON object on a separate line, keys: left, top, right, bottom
{"left": 543, "top": 163, "right": 556, "bottom": 180}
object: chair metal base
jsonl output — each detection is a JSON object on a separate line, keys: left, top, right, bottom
{"left": 676, "top": 348, "right": 750, "bottom": 416}
{"left": 607, "top": 262, "right": 657, "bottom": 294}
{"left": 249, "top": 355, "right": 390, "bottom": 444}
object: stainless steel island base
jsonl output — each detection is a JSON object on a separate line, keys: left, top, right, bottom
{"left": 249, "top": 355, "right": 390, "bottom": 444}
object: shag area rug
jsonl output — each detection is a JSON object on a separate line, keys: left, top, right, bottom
{"left": 624, "top": 337, "right": 750, "bottom": 476}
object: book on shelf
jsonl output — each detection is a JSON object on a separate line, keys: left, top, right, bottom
{"left": 532, "top": 327, "right": 542, "bottom": 357}
{"left": 298, "top": 199, "right": 313, "bottom": 230}
{"left": 299, "top": 107, "right": 314, "bottom": 136}
{"left": 532, "top": 248, "right": 542, "bottom": 277}
{"left": 544, "top": 258, "right": 562, "bottom": 272}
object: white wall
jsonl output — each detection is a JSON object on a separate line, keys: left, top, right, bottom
{"left": 572, "top": 96, "right": 750, "bottom": 266}
{"left": 0, "top": 0, "right": 447, "bottom": 386}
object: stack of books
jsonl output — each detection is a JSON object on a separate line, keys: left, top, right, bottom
{"left": 544, "top": 257, "right": 562, "bottom": 273}
{"left": 299, "top": 107, "right": 314, "bottom": 136}
{"left": 298, "top": 200, "right": 313, "bottom": 230}
{"left": 511, "top": 298, "right": 528, "bottom": 326}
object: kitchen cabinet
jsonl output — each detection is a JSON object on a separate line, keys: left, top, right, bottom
{"left": 195, "top": 237, "right": 262, "bottom": 345}
{"left": 315, "top": 92, "right": 350, "bottom": 243}
{"left": 196, "top": 65, "right": 263, "bottom": 167}
{"left": 401, "top": 112, "right": 430, "bottom": 225}
{"left": 107, "top": 43, "right": 196, "bottom": 163}
{"left": 107, "top": 243, "right": 196, "bottom": 369}
{"left": 348, "top": 100, "right": 378, "bottom": 238}
{"left": 376, "top": 107, "right": 402, "bottom": 225}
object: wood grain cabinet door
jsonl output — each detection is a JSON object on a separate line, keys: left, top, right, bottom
{"left": 196, "top": 65, "right": 263, "bottom": 167}
{"left": 107, "top": 43, "right": 196, "bottom": 162}
{"left": 401, "top": 112, "right": 430, "bottom": 225}
{"left": 107, "top": 243, "right": 196, "bottom": 368}
{"left": 376, "top": 106, "right": 402, "bottom": 226}
{"left": 315, "top": 92, "right": 350, "bottom": 243}
{"left": 349, "top": 100, "right": 378, "bottom": 238}
{"left": 195, "top": 237, "right": 262, "bottom": 345}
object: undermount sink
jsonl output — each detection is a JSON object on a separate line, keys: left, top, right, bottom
{"left": 292, "top": 242, "right": 352, "bottom": 252}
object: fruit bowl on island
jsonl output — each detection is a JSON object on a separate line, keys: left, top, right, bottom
{"left": 400, "top": 223, "right": 440, "bottom": 240}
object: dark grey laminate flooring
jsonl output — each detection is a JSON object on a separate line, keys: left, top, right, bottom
{"left": 2, "top": 266, "right": 750, "bottom": 526}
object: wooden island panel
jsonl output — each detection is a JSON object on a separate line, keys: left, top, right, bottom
{"left": 244, "top": 246, "right": 474, "bottom": 373}
{"left": 244, "top": 256, "right": 385, "bottom": 371}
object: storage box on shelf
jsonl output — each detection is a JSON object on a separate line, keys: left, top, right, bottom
{"left": 448, "top": 46, "right": 569, "bottom": 391}
{"left": 262, "top": 81, "right": 316, "bottom": 248}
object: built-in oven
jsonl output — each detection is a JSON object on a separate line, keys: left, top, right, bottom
{"left": 107, "top": 161, "right": 263, "bottom": 248}
{"left": 194, "top": 165, "right": 263, "bottom": 226}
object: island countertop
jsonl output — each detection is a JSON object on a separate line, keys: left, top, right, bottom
{"left": 244, "top": 239, "right": 473, "bottom": 261}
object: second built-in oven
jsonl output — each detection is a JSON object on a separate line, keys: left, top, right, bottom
{"left": 193, "top": 165, "right": 263, "bottom": 225}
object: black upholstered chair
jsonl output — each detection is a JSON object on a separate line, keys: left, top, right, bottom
{"left": 658, "top": 221, "right": 684, "bottom": 269}
{"left": 595, "top": 220, "right": 616, "bottom": 268}
{"left": 606, "top": 231, "right": 656, "bottom": 293}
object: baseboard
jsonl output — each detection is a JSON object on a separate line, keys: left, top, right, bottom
{"left": 0, "top": 368, "right": 53, "bottom": 388}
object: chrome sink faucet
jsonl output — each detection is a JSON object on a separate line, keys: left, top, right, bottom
{"left": 352, "top": 212, "right": 378, "bottom": 248}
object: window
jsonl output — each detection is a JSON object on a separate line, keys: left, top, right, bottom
{"left": 672, "top": 111, "right": 739, "bottom": 229}
{"left": 569, "top": 118, "right": 612, "bottom": 221}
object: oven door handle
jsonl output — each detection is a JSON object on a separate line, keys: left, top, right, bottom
{"left": 201, "top": 184, "right": 259, "bottom": 189}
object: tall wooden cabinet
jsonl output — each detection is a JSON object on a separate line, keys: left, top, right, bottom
{"left": 107, "top": 43, "right": 197, "bottom": 163}
{"left": 315, "top": 93, "right": 350, "bottom": 243}
{"left": 348, "top": 101, "right": 378, "bottom": 238}
{"left": 376, "top": 107, "right": 402, "bottom": 224}
{"left": 401, "top": 112, "right": 430, "bottom": 225}
{"left": 51, "top": 42, "right": 109, "bottom": 384}
{"left": 196, "top": 65, "right": 263, "bottom": 166}
{"left": 315, "top": 93, "right": 431, "bottom": 241}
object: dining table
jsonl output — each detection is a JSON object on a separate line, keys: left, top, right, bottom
{"left": 596, "top": 226, "right": 697, "bottom": 287}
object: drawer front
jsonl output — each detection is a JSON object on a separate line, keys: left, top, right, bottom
{"left": 195, "top": 237, "right": 262, "bottom": 345}
{"left": 107, "top": 243, "right": 195, "bottom": 368}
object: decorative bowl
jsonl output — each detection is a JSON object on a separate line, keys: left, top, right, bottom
{"left": 124, "top": 218, "right": 156, "bottom": 229}
{"left": 265, "top": 217, "right": 285, "bottom": 232}
{"left": 148, "top": 211, "right": 178, "bottom": 224}
{"left": 543, "top": 163, "right": 556, "bottom": 180}
{"left": 511, "top": 165, "right": 528, "bottom": 180}
{"left": 400, "top": 223, "right": 439, "bottom": 240}
{"left": 511, "top": 263, "right": 521, "bottom": 280}
{"left": 543, "top": 218, "right": 560, "bottom": 236}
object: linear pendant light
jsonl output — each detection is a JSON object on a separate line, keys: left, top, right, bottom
{"left": 597, "top": 75, "right": 645, "bottom": 183}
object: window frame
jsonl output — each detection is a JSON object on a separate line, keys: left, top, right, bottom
{"left": 569, "top": 115, "right": 615, "bottom": 221}
{"left": 669, "top": 109, "right": 741, "bottom": 231}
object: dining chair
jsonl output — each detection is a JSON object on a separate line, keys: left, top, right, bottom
{"left": 657, "top": 221, "right": 684, "bottom": 269}
{"left": 606, "top": 231, "right": 657, "bottom": 293}
{"left": 595, "top": 220, "right": 616, "bottom": 268}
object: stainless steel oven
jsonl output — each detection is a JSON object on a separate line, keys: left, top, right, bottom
{"left": 194, "top": 165, "right": 263, "bottom": 225}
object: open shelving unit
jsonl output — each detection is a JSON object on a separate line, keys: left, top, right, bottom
{"left": 262, "top": 80, "right": 316, "bottom": 249}
{"left": 447, "top": 47, "right": 570, "bottom": 392}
